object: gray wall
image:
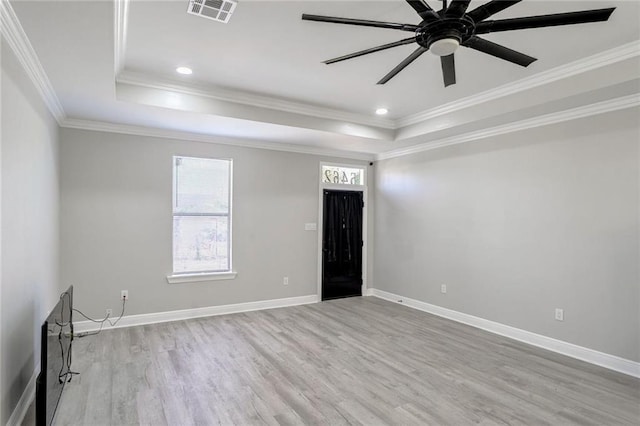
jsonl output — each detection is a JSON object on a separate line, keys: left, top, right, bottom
{"left": 1, "top": 40, "right": 60, "bottom": 423}
{"left": 59, "top": 128, "right": 373, "bottom": 318}
{"left": 374, "top": 108, "right": 640, "bottom": 362}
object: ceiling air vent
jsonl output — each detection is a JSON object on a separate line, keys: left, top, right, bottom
{"left": 187, "top": 0, "right": 237, "bottom": 24}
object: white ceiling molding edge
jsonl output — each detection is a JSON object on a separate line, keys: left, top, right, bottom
{"left": 397, "top": 40, "right": 640, "bottom": 128}
{"left": 376, "top": 94, "right": 640, "bottom": 161}
{"left": 114, "top": 0, "right": 129, "bottom": 76}
{"left": 113, "top": 2, "right": 392, "bottom": 130}
{"left": 60, "top": 93, "right": 638, "bottom": 164}
{"left": 116, "top": 71, "right": 396, "bottom": 130}
{"left": 1, "top": 0, "right": 65, "bottom": 123}
{"left": 116, "top": 40, "right": 639, "bottom": 132}
{"left": 6, "top": 0, "right": 637, "bottom": 163}
{"left": 112, "top": 2, "right": 638, "bottom": 139}
{"left": 60, "top": 118, "right": 375, "bottom": 162}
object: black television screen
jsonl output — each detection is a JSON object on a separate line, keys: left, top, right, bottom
{"left": 36, "top": 286, "right": 73, "bottom": 426}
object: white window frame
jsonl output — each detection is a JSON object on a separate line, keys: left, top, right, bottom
{"left": 317, "top": 162, "right": 368, "bottom": 299}
{"left": 167, "top": 155, "right": 236, "bottom": 284}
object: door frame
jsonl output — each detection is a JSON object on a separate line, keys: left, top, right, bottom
{"left": 317, "top": 162, "right": 368, "bottom": 301}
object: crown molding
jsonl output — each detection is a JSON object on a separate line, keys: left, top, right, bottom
{"left": 60, "top": 118, "right": 375, "bottom": 161}
{"left": 377, "top": 94, "right": 640, "bottom": 161}
{"left": 117, "top": 70, "right": 396, "bottom": 130}
{"left": 111, "top": 0, "right": 637, "bottom": 136}
{"left": 113, "top": 1, "right": 388, "bottom": 129}
{"left": 1, "top": 0, "right": 65, "bottom": 123}
{"left": 114, "top": 0, "right": 129, "bottom": 76}
{"left": 5, "top": 0, "right": 636, "bottom": 161}
{"left": 113, "top": 0, "right": 383, "bottom": 130}
{"left": 397, "top": 40, "right": 640, "bottom": 128}
{"left": 116, "top": 40, "right": 639, "bottom": 133}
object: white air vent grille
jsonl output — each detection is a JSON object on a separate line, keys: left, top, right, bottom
{"left": 187, "top": 0, "right": 237, "bottom": 24}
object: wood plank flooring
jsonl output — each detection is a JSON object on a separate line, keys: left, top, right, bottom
{"left": 49, "top": 297, "right": 639, "bottom": 425}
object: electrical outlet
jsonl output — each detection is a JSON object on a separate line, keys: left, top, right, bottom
{"left": 106, "top": 309, "right": 113, "bottom": 317}
{"left": 121, "top": 290, "right": 128, "bottom": 300}
{"left": 283, "top": 277, "right": 289, "bottom": 285}
{"left": 555, "top": 308, "right": 564, "bottom": 321}
{"left": 441, "top": 284, "right": 447, "bottom": 294}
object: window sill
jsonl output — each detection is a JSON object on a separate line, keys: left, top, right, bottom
{"left": 166, "top": 271, "right": 237, "bottom": 284}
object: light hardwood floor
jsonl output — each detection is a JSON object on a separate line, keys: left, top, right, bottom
{"left": 37, "top": 297, "right": 640, "bottom": 425}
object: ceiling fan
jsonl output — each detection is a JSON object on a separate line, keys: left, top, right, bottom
{"left": 302, "top": 0, "right": 615, "bottom": 87}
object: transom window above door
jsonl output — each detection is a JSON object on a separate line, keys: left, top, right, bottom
{"left": 321, "top": 165, "right": 364, "bottom": 186}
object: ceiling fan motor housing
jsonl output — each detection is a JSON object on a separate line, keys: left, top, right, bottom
{"left": 416, "top": 17, "right": 475, "bottom": 55}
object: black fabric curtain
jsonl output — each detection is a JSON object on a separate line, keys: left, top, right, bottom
{"left": 323, "top": 190, "right": 363, "bottom": 280}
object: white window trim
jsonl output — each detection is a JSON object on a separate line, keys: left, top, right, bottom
{"left": 166, "top": 271, "right": 237, "bottom": 284}
{"left": 172, "top": 155, "right": 234, "bottom": 277}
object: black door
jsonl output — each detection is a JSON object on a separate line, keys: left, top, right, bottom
{"left": 322, "top": 190, "right": 363, "bottom": 301}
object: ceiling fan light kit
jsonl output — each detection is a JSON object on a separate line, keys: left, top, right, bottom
{"left": 429, "top": 38, "right": 459, "bottom": 56}
{"left": 302, "top": 0, "right": 616, "bottom": 88}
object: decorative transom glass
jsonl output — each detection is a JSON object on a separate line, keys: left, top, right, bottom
{"left": 321, "top": 165, "right": 364, "bottom": 185}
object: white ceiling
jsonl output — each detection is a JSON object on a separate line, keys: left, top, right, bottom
{"left": 8, "top": 0, "right": 640, "bottom": 158}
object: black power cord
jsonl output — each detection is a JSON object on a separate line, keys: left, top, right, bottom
{"left": 50, "top": 291, "right": 128, "bottom": 385}
{"left": 55, "top": 291, "right": 80, "bottom": 383}
{"left": 73, "top": 297, "right": 127, "bottom": 337}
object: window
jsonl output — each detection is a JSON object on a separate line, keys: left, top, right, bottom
{"left": 172, "top": 156, "right": 232, "bottom": 276}
{"left": 321, "top": 164, "right": 364, "bottom": 185}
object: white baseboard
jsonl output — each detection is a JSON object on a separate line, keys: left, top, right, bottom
{"left": 369, "top": 289, "right": 640, "bottom": 378}
{"left": 74, "top": 294, "right": 319, "bottom": 333}
{"left": 7, "top": 369, "right": 38, "bottom": 426}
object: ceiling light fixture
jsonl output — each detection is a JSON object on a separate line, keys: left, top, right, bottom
{"left": 429, "top": 38, "right": 460, "bottom": 57}
{"left": 176, "top": 66, "right": 193, "bottom": 75}
{"left": 375, "top": 108, "right": 388, "bottom": 115}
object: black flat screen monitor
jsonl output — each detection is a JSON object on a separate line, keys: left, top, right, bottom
{"left": 35, "top": 286, "right": 73, "bottom": 426}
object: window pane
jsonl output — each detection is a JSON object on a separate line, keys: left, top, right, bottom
{"left": 175, "top": 157, "right": 230, "bottom": 214}
{"left": 321, "top": 165, "right": 364, "bottom": 185}
{"left": 173, "top": 216, "right": 229, "bottom": 273}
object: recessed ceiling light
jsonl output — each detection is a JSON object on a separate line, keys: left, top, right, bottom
{"left": 375, "top": 108, "right": 388, "bottom": 115}
{"left": 176, "top": 66, "right": 193, "bottom": 75}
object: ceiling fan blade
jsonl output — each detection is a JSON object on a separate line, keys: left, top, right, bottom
{"left": 377, "top": 46, "right": 428, "bottom": 85}
{"left": 467, "top": 1, "right": 522, "bottom": 22}
{"left": 475, "top": 8, "right": 615, "bottom": 33}
{"left": 302, "top": 14, "right": 419, "bottom": 32}
{"left": 463, "top": 36, "right": 536, "bottom": 67}
{"left": 446, "top": 0, "right": 471, "bottom": 18}
{"left": 405, "top": 0, "right": 439, "bottom": 21}
{"left": 440, "top": 54, "right": 456, "bottom": 87}
{"left": 324, "top": 38, "right": 417, "bottom": 65}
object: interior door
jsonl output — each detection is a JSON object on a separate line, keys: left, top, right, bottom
{"left": 322, "top": 190, "right": 363, "bottom": 301}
